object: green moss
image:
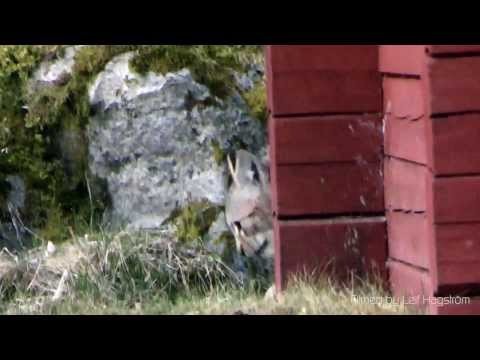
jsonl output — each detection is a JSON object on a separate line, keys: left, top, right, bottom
{"left": 211, "top": 140, "right": 226, "bottom": 166}
{"left": 129, "top": 45, "right": 263, "bottom": 99}
{"left": 0, "top": 45, "right": 266, "bottom": 246}
{"left": 241, "top": 80, "right": 268, "bottom": 124}
{"left": 168, "top": 201, "right": 222, "bottom": 246}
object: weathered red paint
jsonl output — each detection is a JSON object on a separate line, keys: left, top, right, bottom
{"left": 379, "top": 45, "right": 426, "bottom": 76}
{"left": 427, "top": 45, "right": 480, "bottom": 55}
{"left": 387, "top": 260, "right": 434, "bottom": 306}
{"left": 275, "top": 217, "right": 387, "bottom": 291}
{"left": 274, "top": 162, "right": 384, "bottom": 217}
{"left": 383, "top": 77, "right": 428, "bottom": 164}
{"left": 266, "top": 45, "right": 381, "bottom": 116}
{"left": 426, "top": 56, "right": 480, "bottom": 116}
{"left": 384, "top": 157, "right": 431, "bottom": 212}
{"left": 272, "top": 114, "right": 383, "bottom": 165}
{"left": 267, "top": 45, "right": 480, "bottom": 315}
{"left": 430, "top": 297, "right": 480, "bottom": 315}
{"left": 432, "top": 114, "right": 480, "bottom": 175}
{"left": 433, "top": 176, "right": 480, "bottom": 224}
{"left": 387, "top": 211, "right": 431, "bottom": 270}
{"left": 383, "top": 77, "right": 425, "bottom": 121}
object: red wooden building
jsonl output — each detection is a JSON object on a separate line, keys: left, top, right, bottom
{"left": 265, "top": 45, "right": 480, "bottom": 315}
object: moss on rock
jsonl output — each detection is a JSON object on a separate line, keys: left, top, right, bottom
{"left": 0, "top": 45, "right": 266, "bottom": 245}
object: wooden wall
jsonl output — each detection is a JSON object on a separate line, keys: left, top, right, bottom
{"left": 266, "top": 46, "right": 387, "bottom": 291}
{"left": 267, "top": 45, "right": 480, "bottom": 314}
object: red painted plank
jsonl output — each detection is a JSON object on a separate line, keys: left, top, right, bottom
{"left": 426, "top": 56, "right": 480, "bottom": 115}
{"left": 274, "top": 162, "right": 384, "bottom": 217}
{"left": 379, "top": 45, "right": 426, "bottom": 76}
{"left": 272, "top": 114, "right": 383, "bottom": 165}
{"left": 387, "top": 211, "right": 431, "bottom": 270}
{"left": 275, "top": 217, "right": 387, "bottom": 291}
{"left": 383, "top": 77, "right": 428, "bottom": 164}
{"left": 387, "top": 260, "right": 434, "bottom": 307}
{"left": 432, "top": 114, "right": 480, "bottom": 175}
{"left": 427, "top": 45, "right": 480, "bottom": 55}
{"left": 266, "top": 45, "right": 381, "bottom": 116}
{"left": 433, "top": 176, "right": 480, "bottom": 223}
{"left": 269, "top": 45, "right": 380, "bottom": 72}
{"left": 436, "top": 223, "right": 480, "bottom": 287}
{"left": 384, "top": 157, "right": 431, "bottom": 212}
{"left": 437, "top": 223, "right": 480, "bottom": 263}
{"left": 437, "top": 262, "right": 480, "bottom": 288}
{"left": 268, "top": 116, "right": 279, "bottom": 218}
{"left": 431, "top": 297, "right": 480, "bottom": 315}
{"left": 383, "top": 77, "right": 425, "bottom": 121}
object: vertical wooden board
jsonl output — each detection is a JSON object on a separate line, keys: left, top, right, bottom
{"left": 384, "top": 115, "right": 428, "bottom": 165}
{"left": 434, "top": 176, "right": 480, "bottom": 223}
{"left": 432, "top": 114, "right": 480, "bottom": 176}
{"left": 384, "top": 157, "right": 430, "bottom": 212}
{"left": 273, "top": 114, "right": 383, "bottom": 165}
{"left": 275, "top": 162, "right": 384, "bottom": 217}
{"left": 379, "top": 45, "right": 426, "bottom": 76}
{"left": 427, "top": 45, "right": 480, "bottom": 55}
{"left": 430, "top": 297, "right": 480, "bottom": 315}
{"left": 426, "top": 56, "right": 480, "bottom": 116}
{"left": 268, "top": 116, "right": 279, "bottom": 217}
{"left": 265, "top": 46, "right": 274, "bottom": 113}
{"left": 383, "top": 77, "right": 428, "bottom": 164}
{"left": 387, "top": 260, "right": 434, "bottom": 305}
{"left": 383, "top": 77, "right": 425, "bottom": 121}
{"left": 275, "top": 218, "right": 387, "bottom": 290}
{"left": 387, "top": 211, "right": 431, "bottom": 270}
{"left": 266, "top": 45, "right": 381, "bottom": 116}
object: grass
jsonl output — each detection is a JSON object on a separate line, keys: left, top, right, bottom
{"left": 0, "top": 227, "right": 418, "bottom": 315}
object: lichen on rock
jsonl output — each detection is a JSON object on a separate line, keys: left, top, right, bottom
{"left": 87, "top": 52, "right": 267, "bottom": 230}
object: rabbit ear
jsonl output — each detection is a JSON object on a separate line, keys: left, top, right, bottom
{"left": 227, "top": 154, "right": 239, "bottom": 186}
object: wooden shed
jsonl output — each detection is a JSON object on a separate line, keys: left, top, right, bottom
{"left": 265, "top": 45, "right": 480, "bottom": 315}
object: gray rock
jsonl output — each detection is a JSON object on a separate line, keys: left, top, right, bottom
{"left": 87, "top": 53, "right": 267, "bottom": 230}
{"left": 234, "top": 63, "right": 265, "bottom": 92}
{"left": 32, "top": 46, "right": 85, "bottom": 86}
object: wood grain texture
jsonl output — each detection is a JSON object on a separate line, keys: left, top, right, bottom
{"left": 387, "top": 211, "right": 431, "bottom": 270}
{"left": 431, "top": 297, "right": 480, "bottom": 315}
{"left": 387, "top": 260, "right": 434, "bottom": 306}
{"left": 384, "top": 157, "right": 431, "bottom": 212}
{"left": 426, "top": 56, "right": 480, "bottom": 115}
{"left": 274, "top": 162, "right": 384, "bottom": 217}
{"left": 433, "top": 176, "right": 480, "bottom": 224}
{"left": 379, "top": 45, "right": 426, "bottom": 76}
{"left": 432, "top": 114, "right": 480, "bottom": 175}
{"left": 427, "top": 45, "right": 480, "bottom": 55}
{"left": 266, "top": 45, "right": 381, "bottom": 116}
{"left": 383, "top": 77, "right": 428, "bottom": 164}
{"left": 275, "top": 217, "right": 387, "bottom": 291}
{"left": 272, "top": 114, "right": 382, "bottom": 165}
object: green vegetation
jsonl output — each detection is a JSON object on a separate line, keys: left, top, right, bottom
{"left": 0, "top": 229, "right": 414, "bottom": 315}
{"left": 0, "top": 45, "right": 265, "bottom": 245}
{"left": 242, "top": 80, "right": 268, "bottom": 124}
{"left": 168, "top": 201, "right": 222, "bottom": 246}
